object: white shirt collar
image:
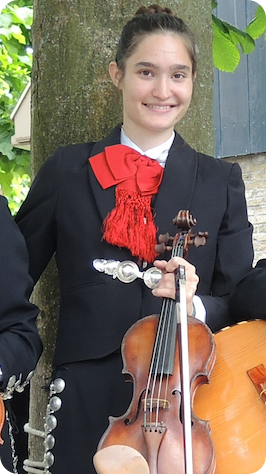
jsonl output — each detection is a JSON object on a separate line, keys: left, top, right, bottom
{"left": 120, "top": 128, "right": 175, "bottom": 168}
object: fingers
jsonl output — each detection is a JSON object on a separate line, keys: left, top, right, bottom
{"left": 152, "top": 271, "right": 176, "bottom": 299}
{"left": 152, "top": 257, "right": 199, "bottom": 311}
{"left": 153, "top": 259, "right": 168, "bottom": 273}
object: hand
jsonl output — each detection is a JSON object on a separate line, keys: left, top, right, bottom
{"left": 152, "top": 257, "right": 199, "bottom": 317}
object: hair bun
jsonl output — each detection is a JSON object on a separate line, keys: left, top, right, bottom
{"left": 135, "top": 4, "right": 175, "bottom": 16}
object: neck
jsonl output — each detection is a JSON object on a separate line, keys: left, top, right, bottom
{"left": 122, "top": 125, "right": 174, "bottom": 152}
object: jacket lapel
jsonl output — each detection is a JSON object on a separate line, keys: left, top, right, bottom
{"left": 154, "top": 133, "right": 198, "bottom": 237}
{"left": 87, "top": 124, "right": 122, "bottom": 221}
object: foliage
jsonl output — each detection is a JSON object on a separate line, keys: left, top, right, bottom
{"left": 0, "top": 0, "right": 266, "bottom": 212}
{"left": 212, "top": 0, "right": 266, "bottom": 72}
{"left": 0, "top": 0, "right": 32, "bottom": 212}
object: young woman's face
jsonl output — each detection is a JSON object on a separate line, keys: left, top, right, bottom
{"left": 110, "top": 32, "right": 195, "bottom": 148}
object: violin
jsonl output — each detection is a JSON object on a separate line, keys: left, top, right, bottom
{"left": 94, "top": 210, "right": 216, "bottom": 474}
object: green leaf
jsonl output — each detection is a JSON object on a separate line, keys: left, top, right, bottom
{"left": 223, "top": 21, "right": 255, "bottom": 54}
{"left": 0, "top": 142, "right": 15, "bottom": 160}
{"left": 212, "top": 0, "right": 218, "bottom": 10}
{"left": 10, "top": 24, "right": 26, "bottom": 44}
{"left": 0, "top": 13, "right": 13, "bottom": 28}
{"left": 246, "top": 6, "right": 266, "bottom": 40}
{"left": 213, "top": 19, "right": 241, "bottom": 72}
{"left": 15, "top": 151, "right": 30, "bottom": 167}
{"left": 0, "top": 170, "right": 13, "bottom": 197}
{"left": 8, "top": 6, "right": 33, "bottom": 27}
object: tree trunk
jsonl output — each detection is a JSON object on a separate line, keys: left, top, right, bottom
{"left": 29, "top": 0, "right": 214, "bottom": 462}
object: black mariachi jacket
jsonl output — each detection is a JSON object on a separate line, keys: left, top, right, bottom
{"left": 229, "top": 259, "right": 266, "bottom": 321}
{"left": 0, "top": 196, "right": 42, "bottom": 387}
{"left": 15, "top": 125, "right": 253, "bottom": 367}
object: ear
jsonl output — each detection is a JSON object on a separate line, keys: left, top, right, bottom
{"left": 109, "top": 61, "right": 123, "bottom": 89}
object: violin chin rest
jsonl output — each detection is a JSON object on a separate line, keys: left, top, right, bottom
{"left": 93, "top": 445, "right": 150, "bottom": 474}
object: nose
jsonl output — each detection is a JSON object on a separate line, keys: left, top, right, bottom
{"left": 152, "top": 76, "right": 172, "bottom": 100}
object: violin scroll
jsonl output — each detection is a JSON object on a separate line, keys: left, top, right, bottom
{"left": 172, "top": 210, "right": 197, "bottom": 230}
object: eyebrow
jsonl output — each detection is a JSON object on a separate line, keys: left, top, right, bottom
{"left": 134, "top": 61, "right": 191, "bottom": 71}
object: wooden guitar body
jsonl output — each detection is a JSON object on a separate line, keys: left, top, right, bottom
{"left": 194, "top": 319, "right": 266, "bottom": 474}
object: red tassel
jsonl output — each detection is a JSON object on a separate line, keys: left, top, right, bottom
{"left": 102, "top": 188, "right": 158, "bottom": 263}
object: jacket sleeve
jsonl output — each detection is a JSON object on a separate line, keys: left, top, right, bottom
{"left": 203, "top": 162, "right": 254, "bottom": 332}
{"left": 15, "top": 148, "right": 64, "bottom": 284}
{"left": 228, "top": 259, "right": 266, "bottom": 322}
{"left": 0, "top": 196, "right": 42, "bottom": 387}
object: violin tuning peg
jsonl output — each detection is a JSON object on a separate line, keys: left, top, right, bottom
{"left": 156, "top": 233, "right": 174, "bottom": 254}
{"left": 155, "top": 242, "right": 167, "bottom": 254}
{"left": 193, "top": 232, "right": 209, "bottom": 248}
{"left": 158, "top": 233, "right": 171, "bottom": 244}
{"left": 155, "top": 242, "right": 173, "bottom": 254}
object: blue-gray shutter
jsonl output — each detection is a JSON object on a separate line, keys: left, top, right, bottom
{"left": 214, "top": 0, "right": 266, "bottom": 158}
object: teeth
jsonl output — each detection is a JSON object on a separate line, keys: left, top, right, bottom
{"left": 147, "top": 105, "right": 172, "bottom": 109}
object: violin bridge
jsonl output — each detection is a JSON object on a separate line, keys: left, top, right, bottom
{"left": 143, "top": 398, "right": 170, "bottom": 410}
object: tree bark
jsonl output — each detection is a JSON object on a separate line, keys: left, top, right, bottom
{"left": 29, "top": 0, "right": 214, "bottom": 462}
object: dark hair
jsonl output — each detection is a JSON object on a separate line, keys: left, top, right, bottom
{"left": 115, "top": 4, "right": 197, "bottom": 76}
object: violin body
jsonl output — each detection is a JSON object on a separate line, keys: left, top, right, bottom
{"left": 98, "top": 314, "right": 216, "bottom": 474}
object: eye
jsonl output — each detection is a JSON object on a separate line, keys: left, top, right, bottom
{"left": 173, "top": 72, "right": 185, "bottom": 80}
{"left": 140, "top": 70, "right": 153, "bottom": 77}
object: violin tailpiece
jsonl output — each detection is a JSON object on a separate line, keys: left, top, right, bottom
{"left": 247, "top": 363, "right": 266, "bottom": 405}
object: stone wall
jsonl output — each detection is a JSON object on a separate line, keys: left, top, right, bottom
{"left": 225, "top": 153, "right": 266, "bottom": 265}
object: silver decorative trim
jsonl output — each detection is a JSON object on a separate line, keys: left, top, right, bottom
{"left": 93, "top": 259, "right": 162, "bottom": 289}
{"left": 0, "top": 371, "right": 34, "bottom": 400}
{"left": 0, "top": 372, "right": 34, "bottom": 473}
{"left": 23, "top": 378, "right": 65, "bottom": 474}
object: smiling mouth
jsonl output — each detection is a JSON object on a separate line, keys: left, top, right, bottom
{"left": 145, "top": 104, "right": 176, "bottom": 110}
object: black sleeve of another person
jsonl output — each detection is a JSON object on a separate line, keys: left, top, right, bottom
{"left": 229, "top": 259, "right": 266, "bottom": 322}
{"left": 0, "top": 196, "right": 42, "bottom": 472}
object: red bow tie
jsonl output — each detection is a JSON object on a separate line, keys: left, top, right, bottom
{"left": 89, "top": 145, "right": 164, "bottom": 262}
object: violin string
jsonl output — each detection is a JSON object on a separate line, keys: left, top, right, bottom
{"left": 144, "top": 237, "right": 182, "bottom": 428}
{"left": 145, "top": 301, "right": 167, "bottom": 426}
{"left": 143, "top": 284, "right": 175, "bottom": 427}
{"left": 155, "top": 298, "right": 175, "bottom": 426}
{"left": 152, "top": 240, "right": 178, "bottom": 426}
{"left": 155, "top": 240, "right": 183, "bottom": 425}
{"left": 143, "top": 305, "right": 165, "bottom": 425}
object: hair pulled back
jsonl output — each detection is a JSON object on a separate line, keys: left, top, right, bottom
{"left": 115, "top": 4, "right": 197, "bottom": 76}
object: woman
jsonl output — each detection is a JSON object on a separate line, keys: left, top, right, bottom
{"left": 15, "top": 5, "right": 253, "bottom": 473}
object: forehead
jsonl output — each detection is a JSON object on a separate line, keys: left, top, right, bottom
{"left": 128, "top": 32, "right": 192, "bottom": 68}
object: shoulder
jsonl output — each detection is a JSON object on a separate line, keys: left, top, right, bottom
{"left": 193, "top": 149, "right": 243, "bottom": 188}
{"left": 174, "top": 132, "right": 240, "bottom": 177}
{"left": 0, "top": 196, "right": 27, "bottom": 256}
{"left": 32, "top": 142, "right": 96, "bottom": 185}
{"left": 0, "top": 197, "right": 15, "bottom": 241}
{"left": 197, "top": 150, "right": 240, "bottom": 175}
{"left": 0, "top": 195, "right": 9, "bottom": 216}
{"left": 0, "top": 196, "right": 16, "bottom": 231}
{"left": 45, "top": 141, "right": 95, "bottom": 168}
